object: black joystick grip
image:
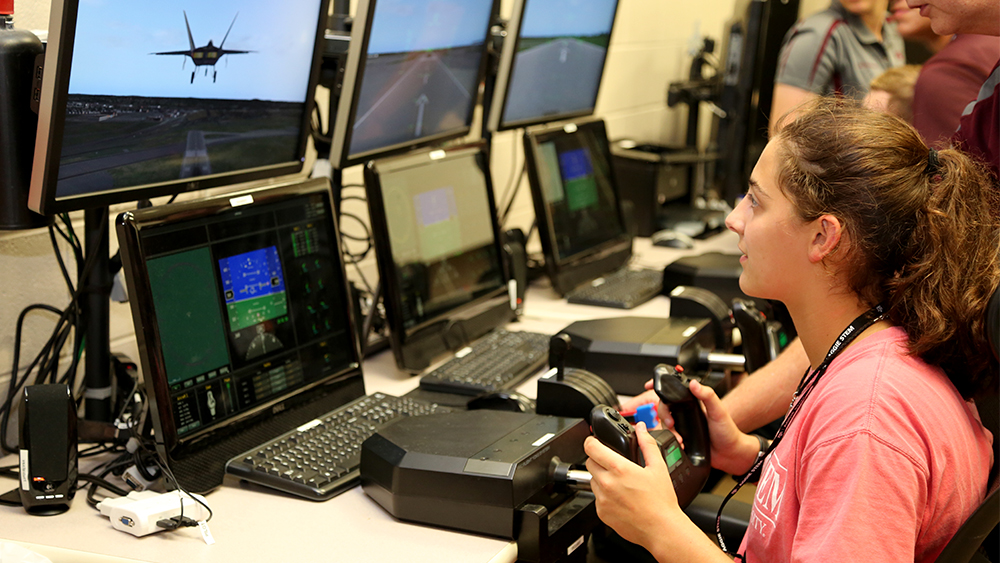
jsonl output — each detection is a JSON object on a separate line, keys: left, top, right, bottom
{"left": 653, "top": 364, "right": 696, "bottom": 403}
{"left": 653, "top": 364, "right": 711, "bottom": 468}
{"left": 590, "top": 405, "right": 639, "bottom": 464}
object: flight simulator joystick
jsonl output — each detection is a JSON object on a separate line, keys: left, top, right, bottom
{"left": 589, "top": 405, "right": 640, "bottom": 465}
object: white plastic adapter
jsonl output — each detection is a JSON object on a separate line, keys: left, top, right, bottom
{"left": 97, "top": 490, "right": 210, "bottom": 537}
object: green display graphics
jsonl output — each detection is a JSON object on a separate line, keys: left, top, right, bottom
{"left": 147, "top": 247, "right": 231, "bottom": 386}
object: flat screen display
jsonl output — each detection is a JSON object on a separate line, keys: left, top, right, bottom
{"left": 488, "top": 0, "right": 618, "bottom": 131}
{"left": 329, "top": 0, "right": 495, "bottom": 168}
{"left": 375, "top": 151, "right": 504, "bottom": 330}
{"left": 119, "top": 179, "right": 359, "bottom": 442}
{"left": 29, "top": 0, "right": 329, "bottom": 214}
{"left": 527, "top": 122, "right": 627, "bottom": 263}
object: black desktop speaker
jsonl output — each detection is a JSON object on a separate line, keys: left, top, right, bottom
{"left": 503, "top": 228, "right": 528, "bottom": 315}
{"left": 18, "top": 384, "right": 77, "bottom": 515}
{"left": 0, "top": 25, "right": 50, "bottom": 230}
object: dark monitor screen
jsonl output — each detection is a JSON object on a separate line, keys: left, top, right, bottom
{"left": 116, "top": 178, "right": 363, "bottom": 467}
{"left": 29, "top": 0, "right": 330, "bottom": 215}
{"left": 364, "top": 143, "right": 513, "bottom": 372}
{"left": 329, "top": 0, "right": 495, "bottom": 169}
{"left": 487, "top": 0, "right": 618, "bottom": 132}
{"left": 522, "top": 120, "right": 631, "bottom": 294}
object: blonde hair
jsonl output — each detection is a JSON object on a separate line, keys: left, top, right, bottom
{"left": 867, "top": 64, "right": 922, "bottom": 122}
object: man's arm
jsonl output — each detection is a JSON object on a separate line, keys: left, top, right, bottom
{"left": 721, "top": 336, "right": 808, "bottom": 432}
{"left": 769, "top": 84, "right": 818, "bottom": 137}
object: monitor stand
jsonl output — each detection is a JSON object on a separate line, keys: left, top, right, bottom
{"left": 81, "top": 207, "right": 113, "bottom": 423}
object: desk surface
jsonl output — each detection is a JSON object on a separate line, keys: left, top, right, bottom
{"left": 0, "top": 232, "right": 739, "bottom": 563}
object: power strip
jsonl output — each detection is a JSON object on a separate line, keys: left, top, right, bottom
{"left": 97, "top": 490, "right": 210, "bottom": 537}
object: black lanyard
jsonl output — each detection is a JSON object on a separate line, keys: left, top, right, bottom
{"left": 717, "top": 303, "right": 887, "bottom": 558}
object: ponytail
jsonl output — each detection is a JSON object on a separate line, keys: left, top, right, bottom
{"left": 887, "top": 148, "right": 999, "bottom": 398}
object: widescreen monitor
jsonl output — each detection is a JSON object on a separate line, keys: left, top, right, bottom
{"left": 487, "top": 0, "right": 618, "bottom": 132}
{"left": 29, "top": 0, "right": 330, "bottom": 215}
{"left": 522, "top": 119, "right": 632, "bottom": 295}
{"left": 363, "top": 143, "right": 514, "bottom": 372}
{"left": 329, "top": 0, "right": 496, "bottom": 169}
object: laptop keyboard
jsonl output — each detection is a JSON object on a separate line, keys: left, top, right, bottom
{"left": 419, "top": 329, "right": 550, "bottom": 395}
{"left": 566, "top": 268, "right": 664, "bottom": 309}
{"left": 226, "top": 392, "right": 451, "bottom": 500}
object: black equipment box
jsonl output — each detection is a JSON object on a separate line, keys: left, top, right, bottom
{"left": 361, "top": 410, "right": 598, "bottom": 563}
{"left": 555, "top": 317, "right": 716, "bottom": 395}
{"left": 611, "top": 141, "right": 698, "bottom": 237}
{"left": 661, "top": 251, "right": 745, "bottom": 304}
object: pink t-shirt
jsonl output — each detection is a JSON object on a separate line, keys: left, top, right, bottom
{"left": 737, "top": 327, "right": 993, "bottom": 562}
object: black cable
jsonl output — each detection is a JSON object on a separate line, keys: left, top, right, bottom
{"left": 153, "top": 455, "right": 213, "bottom": 522}
{"left": 1, "top": 304, "right": 69, "bottom": 452}
{"left": 37, "top": 322, "right": 74, "bottom": 385}
{"left": 497, "top": 136, "right": 523, "bottom": 224}
{"left": 338, "top": 211, "right": 373, "bottom": 264}
{"left": 49, "top": 224, "right": 77, "bottom": 295}
{"left": 79, "top": 472, "right": 131, "bottom": 502}
{"left": 83, "top": 453, "right": 137, "bottom": 508}
{"left": 1, "top": 209, "right": 109, "bottom": 452}
{"left": 500, "top": 160, "right": 527, "bottom": 226}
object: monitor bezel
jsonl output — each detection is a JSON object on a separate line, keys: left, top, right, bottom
{"left": 486, "top": 0, "right": 619, "bottom": 133}
{"left": 363, "top": 142, "right": 515, "bottom": 373}
{"left": 116, "top": 177, "right": 365, "bottom": 457}
{"left": 29, "top": 0, "right": 331, "bottom": 215}
{"left": 521, "top": 118, "right": 633, "bottom": 295}
{"left": 329, "top": 0, "right": 497, "bottom": 170}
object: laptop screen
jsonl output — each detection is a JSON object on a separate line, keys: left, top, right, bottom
{"left": 117, "top": 178, "right": 364, "bottom": 490}
{"left": 522, "top": 119, "right": 631, "bottom": 294}
{"left": 364, "top": 143, "right": 513, "bottom": 372}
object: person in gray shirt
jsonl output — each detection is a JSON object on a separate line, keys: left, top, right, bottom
{"left": 769, "top": 0, "right": 905, "bottom": 134}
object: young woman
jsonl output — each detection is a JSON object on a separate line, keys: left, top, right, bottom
{"left": 584, "top": 98, "right": 998, "bottom": 563}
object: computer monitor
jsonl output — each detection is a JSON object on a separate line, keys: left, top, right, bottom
{"left": 711, "top": 0, "right": 800, "bottom": 204}
{"left": 329, "top": 0, "right": 496, "bottom": 169}
{"left": 116, "top": 177, "right": 364, "bottom": 493}
{"left": 487, "top": 0, "right": 618, "bottom": 132}
{"left": 522, "top": 119, "right": 632, "bottom": 295}
{"left": 363, "top": 142, "right": 514, "bottom": 372}
{"left": 29, "top": 0, "right": 330, "bottom": 215}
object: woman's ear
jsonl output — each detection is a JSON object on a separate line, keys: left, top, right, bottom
{"left": 807, "top": 214, "right": 844, "bottom": 263}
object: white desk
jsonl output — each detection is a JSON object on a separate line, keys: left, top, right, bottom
{"left": 0, "top": 232, "right": 740, "bottom": 563}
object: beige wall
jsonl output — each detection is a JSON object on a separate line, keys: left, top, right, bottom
{"left": 0, "top": 0, "right": 813, "bottom": 418}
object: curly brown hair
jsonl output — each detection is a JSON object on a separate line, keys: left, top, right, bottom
{"left": 773, "top": 98, "right": 1000, "bottom": 398}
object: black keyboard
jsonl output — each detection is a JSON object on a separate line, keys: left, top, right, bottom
{"left": 419, "top": 329, "right": 550, "bottom": 395}
{"left": 226, "top": 393, "right": 451, "bottom": 500}
{"left": 566, "top": 268, "right": 663, "bottom": 309}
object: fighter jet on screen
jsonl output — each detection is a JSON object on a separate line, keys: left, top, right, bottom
{"left": 152, "top": 11, "right": 252, "bottom": 83}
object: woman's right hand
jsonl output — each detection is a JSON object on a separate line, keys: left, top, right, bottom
{"left": 687, "top": 380, "right": 764, "bottom": 476}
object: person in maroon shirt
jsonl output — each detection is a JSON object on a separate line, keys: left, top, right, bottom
{"left": 907, "top": 0, "right": 999, "bottom": 178}
{"left": 888, "top": 0, "right": 1000, "bottom": 148}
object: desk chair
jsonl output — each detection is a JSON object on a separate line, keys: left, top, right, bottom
{"left": 935, "top": 283, "right": 1000, "bottom": 563}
